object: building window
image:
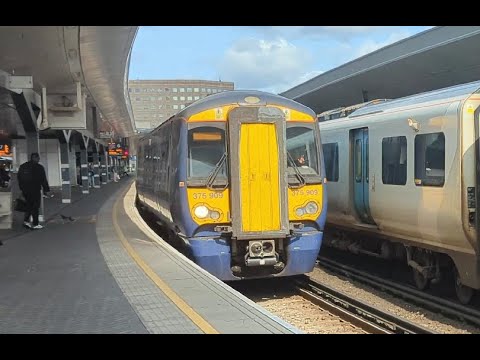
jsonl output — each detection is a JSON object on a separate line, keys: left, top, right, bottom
{"left": 173, "top": 88, "right": 178, "bottom": 92}
{"left": 201, "top": 88, "right": 206, "bottom": 93}
{"left": 415, "top": 132, "right": 445, "bottom": 187}
{"left": 150, "top": 97, "right": 156, "bottom": 101}
{"left": 382, "top": 136, "right": 407, "bottom": 185}
{"left": 165, "top": 88, "right": 170, "bottom": 92}
{"left": 158, "top": 97, "right": 162, "bottom": 101}
{"left": 187, "top": 96, "right": 193, "bottom": 101}
{"left": 180, "top": 96, "right": 185, "bottom": 101}
{"left": 323, "top": 143, "right": 339, "bottom": 182}
{"left": 157, "top": 88, "right": 163, "bottom": 93}
{"left": 158, "top": 105, "right": 163, "bottom": 109}
{"left": 135, "top": 97, "right": 141, "bottom": 101}
{"left": 180, "top": 88, "right": 185, "bottom": 92}
{"left": 129, "top": 88, "right": 133, "bottom": 93}
{"left": 173, "top": 105, "right": 179, "bottom": 110}
{"left": 134, "top": 89, "right": 140, "bottom": 93}
{"left": 194, "top": 88, "right": 199, "bottom": 92}
{"left": 173, "top": 96, "right": 178, "bottom": 101}
{"left": 180, "top": 104, "right": 185, "bottom": 109}
{"left": 194, "top": 96, "right": 200, "bottom": 100}
{"left": 187, "top": 88, "right": 192, "bottom": 92}
{"left": 166, "top": 96, "right": 170, "bottom": 101}
{"left": 151, "top": 106, "right": 156, "bottom": 109}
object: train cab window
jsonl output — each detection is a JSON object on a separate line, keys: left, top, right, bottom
{"left": 414, "top": 132, "right": 445, "bottom": 187}
{"left": 188, "top": 126, "right": 227, "bottom": 180}
{"left": 382, "top": 136, "right": 407, "bottom": 185}
{"left": 286, "top": 126, "right": 319, "bottom": 178}
{"left": 323, "top": 143, "right": 339, "bottom": 182}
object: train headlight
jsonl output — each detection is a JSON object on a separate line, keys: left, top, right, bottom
{"left": 194, "top": 205, "right": 209, "bottom": 219}
{"left": 210, "top": 211, "right": 220, "bottom": 220}
{"left": 305, "top": 201, "right": 318, "bottom": 214}
{"left": 295, "top": 208, "right": 305, "bottom": 217}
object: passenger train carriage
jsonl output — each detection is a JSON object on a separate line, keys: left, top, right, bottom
{"left": 319, "top": 80, "right": 480, "bottom": 304}
{"left": 136, "top": 90, "right": 327, "bottom": 281}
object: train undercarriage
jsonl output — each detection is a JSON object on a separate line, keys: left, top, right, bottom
{"left": 323, "top": 227, "right": 477, "bottom": 305}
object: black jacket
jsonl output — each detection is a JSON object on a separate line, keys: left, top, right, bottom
{"left": 18, "top": 161, "right": 50, "bottom": 193}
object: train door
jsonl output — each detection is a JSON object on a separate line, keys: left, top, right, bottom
{"left": 228, "top": 106, "right": 289, "bottom": 239}
{"left": 352, "top": 128, "right": 375, "bottom": 224}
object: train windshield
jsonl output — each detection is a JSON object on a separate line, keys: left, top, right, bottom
{"left": 286, "top": 126, "right": 319, "bottom": 177}
{"left": 188, "top": 126, "right": 227, "bottom": 181}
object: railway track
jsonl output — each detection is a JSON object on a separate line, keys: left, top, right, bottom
{"left": 317, "top": 256, "right": 480, "bottom": 329}
{"left": 293, "top": 276, "right": 434, "bottom": 334}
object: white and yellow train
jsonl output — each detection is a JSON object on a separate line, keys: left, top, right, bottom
{"left": 319, "top": 80, "right": 480, "bottom": 304}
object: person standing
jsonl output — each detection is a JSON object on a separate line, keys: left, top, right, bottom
{"left": 17, "top": 153, "right": 50, "bottom": 230}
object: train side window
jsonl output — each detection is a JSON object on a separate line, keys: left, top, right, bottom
{"left": 382, "top": 136, "right": 407, "bottom": 185}
{"left": 323, "top": 143, "right": 339, "bottom": 182}
{"left": 414, "top": 132, "right": 445, "bottom": 187}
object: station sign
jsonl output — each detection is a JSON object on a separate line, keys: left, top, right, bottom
{"left": 108, "top": 142, "right": 124, "bottom": 156}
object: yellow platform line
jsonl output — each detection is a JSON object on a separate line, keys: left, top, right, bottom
{"left": 112, "top": 191, "right": 219, "bottom": 334}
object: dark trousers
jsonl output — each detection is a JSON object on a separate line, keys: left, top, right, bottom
{"left": 23, "top": 190, "right": 41, "bottom": 226}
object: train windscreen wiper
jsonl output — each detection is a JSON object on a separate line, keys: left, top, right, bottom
{"left": 206, "top": 152, "right": 228, "bottom": 190}
{"left": 287, "top": 151, "right": 307, "bottom": 188}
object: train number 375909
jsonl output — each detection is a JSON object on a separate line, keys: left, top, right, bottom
{"left": 193, "top": 192, "right": 224, "bottom": 200}
{"left": 291, "top": 189, "right": 319, "bottom": 196}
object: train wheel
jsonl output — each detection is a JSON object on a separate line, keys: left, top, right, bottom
{"left": 411, "top": 250, "right": 431, "bottom": 290}
{"left": 412, "top": 268, "right": 430, "bottom": 290}
{"left": 454, "top": 268, "right": 474, "bottom": 305}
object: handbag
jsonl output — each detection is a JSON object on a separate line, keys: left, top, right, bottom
{"left": 14, "top": 197, "right": 28, "bottom": 212}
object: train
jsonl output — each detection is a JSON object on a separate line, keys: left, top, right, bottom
{"left": 136, "top": 90, "right": 327, "bottom": 281}
{"left": 319, "top": 80, "right": 480, "bottom": 304}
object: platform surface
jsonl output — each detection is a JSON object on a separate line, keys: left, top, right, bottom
{"left": 0, "top": 178, "right": 299, "bottom": 334}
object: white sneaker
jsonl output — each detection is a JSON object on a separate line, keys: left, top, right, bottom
{"left": 23, "top": 221, "right": 32, "bottom": 228}
{"left": 32, "top": 224, "right": 44, "bottom": 230}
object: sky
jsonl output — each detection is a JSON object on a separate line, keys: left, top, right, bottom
{"left": 128, "top": 26, "right": 433, "bottom": 94}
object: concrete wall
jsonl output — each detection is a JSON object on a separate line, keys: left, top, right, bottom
{"left": 69, "top": 149, "right": 77, "bottom": 185}
{"left": 39, "top": 139, "right": 61, "bottom": 188}
{"left": 12, "top": 139, "right": 27, "bottom": 171}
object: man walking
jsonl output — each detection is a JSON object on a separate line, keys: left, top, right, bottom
{"left": 17, "top": 153, "right": 50, "bottom": 230}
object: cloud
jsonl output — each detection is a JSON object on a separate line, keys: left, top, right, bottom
{"left": 350, "top": 30, "right": 415, "bottom": 60}
{"left": 275, "top": 70, "right": 324, "bottom": 93}
{"left": 250, "top": 26, "right": 395, "bottom": 41}
{"left": 218, "top": 37, "right": 317, "bottom": 93}
{"left": 218, "top": 27, "right": 431, "bottom": 94}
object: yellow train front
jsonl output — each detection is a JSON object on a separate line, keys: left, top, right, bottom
{"left": 136, "top": 90, "right": 327, "bottom": 280}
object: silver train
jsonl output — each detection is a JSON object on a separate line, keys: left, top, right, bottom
{"left": 319, "top": 80, "right": 480, "bottom": 304}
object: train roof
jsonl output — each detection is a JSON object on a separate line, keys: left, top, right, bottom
{"left": 176, "top": 90, "right": 317, "bottom": 119}
{"left": 318, "top": 99, "right": 391, "bottom": 119}
{"left": 347, "top": 80, "right": 480, "bottom": 119}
